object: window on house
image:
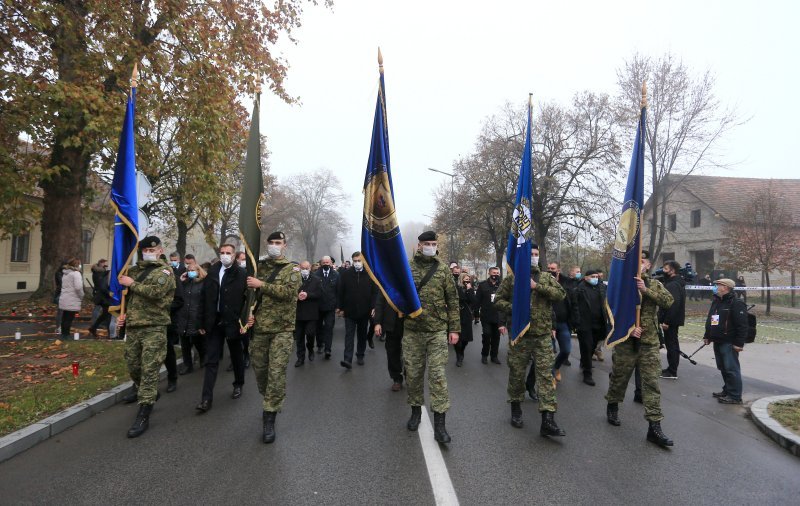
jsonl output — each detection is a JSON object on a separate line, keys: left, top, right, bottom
{"left": 10, "top": 228, "right": 30, "bottom": 263}
{"left": 82, "top": 229, "right": 94, "bottom": 264}
{"left": 668, "top": 214, "right": 677, "bottom": 232}
{"left": 691, "top": 209, "right": 701, "bottom": 228}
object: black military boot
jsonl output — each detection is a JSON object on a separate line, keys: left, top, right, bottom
{"left": 121, "top": 388, "right": 138, "bottom": 404}
{"left": 647, "top": 421, "right": 673, "bottom": 447}
{"left": 582, "top": 370, "right": 596, "bottom": 386}
{"left": 540, "top": 411, "right": 566, "bottom": 437}
{"left": 126, "top": 404, "right": 152, "bottom": 438}
{"left": 607, "top": 403, "right": 621, "bottom": 426}
{"left": 407, "top": 406, "right": 422, "bottom": 431}
{"left": 262, "top": 411, "right": 277, "bottom": 444}
{"left": 510, "top": 401, "right": 523, "bottom": 428}
{"left": 433, "top": 412, "right": 451, "bottom": 443}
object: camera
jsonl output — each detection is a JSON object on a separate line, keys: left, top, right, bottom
{"left": 653, "top": 262, "right": 695, "bottom": 283}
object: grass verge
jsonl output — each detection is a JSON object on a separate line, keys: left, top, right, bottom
{"left": 0, "top": 339, "right": 127, "bottom": 437}
{"left": 768, "top": 399, "right": 800, "bottom": 437}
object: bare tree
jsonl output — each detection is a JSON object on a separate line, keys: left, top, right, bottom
{"left": 618, "top": 52, "right": 741, "bottom": 261}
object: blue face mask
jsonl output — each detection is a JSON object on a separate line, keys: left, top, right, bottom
{"left": 575, "top": 273, "right": 582, "bottom": 280}
{"left": 588, "top": 277, "right": 599, "bottom": 286}
{"left": 711, "top": 284, "right": 718, "bottom": 295}
{"left": 170, "top": 261, "right": 179, "bottom": 269}
{"left": 187, "top": 271, "right": 198, "bottom": 279}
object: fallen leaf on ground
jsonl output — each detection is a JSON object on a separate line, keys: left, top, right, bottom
{"left": 54, "top": 353, "right": 68, "bottom": 359}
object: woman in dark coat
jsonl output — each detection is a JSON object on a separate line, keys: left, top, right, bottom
{"left": 453, "top": 273, "right": 477, "bottom": 367}
{"left": 177, "top": 264, "right": 207, "bottom": 375}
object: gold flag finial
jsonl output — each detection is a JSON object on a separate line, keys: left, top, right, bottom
{"left": 255, "top": 72, "right": 262, "bottom": 95}
{"left": 378, "top": 47, "right": 384, "bottom": 74}
{"left": 641, "top": 81, "right": 647, "bottom": 108}
{"left": 131, "top": 62, "right": 139, "bottom": 89}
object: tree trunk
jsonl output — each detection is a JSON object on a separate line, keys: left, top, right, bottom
{"left": 760, "top": 270, "right": 765, "bottom": 303}
{"left": 765, "top": 269, "right": 771, "bottom": 315}
{"left": 792, "top": 270, "right": 796, "bottom": 308}
{"left": 176, "top": 220, "right": 188, "bottom": 258}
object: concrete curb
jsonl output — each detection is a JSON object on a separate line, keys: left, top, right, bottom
{"left": 0, "top": 361, "right": 177, "bottom": 463}
{"left": 750, "top": 394, "right": 800, "bottom": 458}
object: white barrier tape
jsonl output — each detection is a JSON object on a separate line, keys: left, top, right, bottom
{"left": 685, "top": 285, "right": 800, "bottom": 291}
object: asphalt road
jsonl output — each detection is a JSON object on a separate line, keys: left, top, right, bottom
{"left": 1, "top": 320, "right": 799, "bottom": 505}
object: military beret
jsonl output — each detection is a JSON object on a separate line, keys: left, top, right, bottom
{"left": 641, "top": 250, "right": 650, "bottom": 260}
{"left": 267, "top": 231, "right": 286, "bottom": 242}
{"left": 139, "top": 236, "right": 161, "bottom": 249}
{"left": 418, "top": 231, "right": 437, "bottom": 241}
{"left": 531, "top": 243, "right": 539, "bottom": 250}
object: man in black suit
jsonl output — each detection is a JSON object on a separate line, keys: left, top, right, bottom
{"left": 314, "top": 255, "right": 339, "bottom": 359}
{"left": 473, "top": 266, "right": 506, "bottom": 364}
{"left": 336, "top": 252, "right": 376, "bottom": 368}
{"left": 294, "top": 260, "right": 322, "bottom": 367}
{"left": 196, "top": 243, "right": 248, "bottom": 412}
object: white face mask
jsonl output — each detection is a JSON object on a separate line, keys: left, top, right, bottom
{"left": 238, "top": 260, "right": 246, "bottom": 268}
{"left": 353, "top": 261, "right": 363, "bottom": 270}
{"left": 267, "top": 244, "right": 282, "bottom": 258}
{"left": 142, "top": 253, "right": 157, "bottom": 262}
{"left": 219, "top": 254, "right": 233, "bottom": 267}
{"left": 300, "top": 269, "right": 310, "bottom": 277}
{"left": 421, "top": 245, "right": 436, "bottom": 257}
{"left": 531, "top": 256, "right": 539, "bottom": 266}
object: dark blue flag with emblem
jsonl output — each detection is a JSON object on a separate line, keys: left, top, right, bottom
{"left": 505, "top": 96, "right": 534, "bottom": 345}
{"left": 605, "top": 84, "right": 648, "bottom": 347}
{"left": 361, "top": 49, "right": 422, "bottom": 318}
{"left": 109, "top": 66, "right": 140, "bottom": 313}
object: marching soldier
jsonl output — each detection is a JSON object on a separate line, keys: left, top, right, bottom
{"left": 404, "top": 231, "right": 460, "bottom": 444}
{"left": 494, "top": 244, "right": 567, "bottom": 437}
{"left": 117, "top": 236, "right": 175, "bottom": 438}
{"left": 246, "top": 231, "right": 302, "bottom": 444}
{"left": 605, "top": 250, "right": 675, "bottom": 447}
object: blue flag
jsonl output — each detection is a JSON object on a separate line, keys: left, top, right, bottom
{"left": 505, "top": 99, "right": 534, "bottom": 345}
{"left": 605, "top": 102, "right": 647, "bottom": 347}
{"left": 361, "top": 52, "right": 422, "bottom": 318}
{"left": 109, "top": 88, "right": 140, "bottom": 313}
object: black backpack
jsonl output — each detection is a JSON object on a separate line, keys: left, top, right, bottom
{"left": 745, "top": 304, "right": 757, "bottom": 343}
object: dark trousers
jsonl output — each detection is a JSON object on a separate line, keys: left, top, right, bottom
{"left": 385, "top": 329, "right": 404, "bottom": 382}
{"left": 316, "top": 310, "right": 336, "bottom": 352}
{"left": 578, "top": 326, "right": 605, "bottom": 372}
{"left": 663, "top": 326, "right": 681, "bottom": 374}
{"left": 60, "top": 310, "right": 77, "bottom": 336}
{"left": 163, "top": 327, "right": 178, "bottom": 382}
{"left": 343, "top": 317, "right": 369, "bottom": 363}
{"left": 295, "top": 319, "right": 317, "bottom": 360}
{"left": 454, "top": 339, "right": 469, "bottom": 357}
{"left": 90, "top": 306, "right": 111, "bottom": 332}
{"left": 180, "top": 331, "right": 207, "bottom": 368}
{"left": 480, "top": 320, "right": 500, "bottom": 358}
{"left": 713, "top": 342, "right": 742, "bottom": 400}
{"left": 201, "top": 323, "right": 245, "bottom": 402}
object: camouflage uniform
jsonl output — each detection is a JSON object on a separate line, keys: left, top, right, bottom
{"left": 494, "top": 266, "right": 565, "bottom": 412}
{"left": 251, "top": 257, "right": 302, "bottom": 412}
{"left": 124, "top": 259, "right": 175, "bottom": 405}
{"left": 606, "top": 273, "right": 673, "bottom": 421}
{"left": 404, "top": 252, "right": 460, "bottom": 413}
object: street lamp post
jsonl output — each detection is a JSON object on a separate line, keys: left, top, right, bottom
{"left": 428, "top": 167, "right": 456, "bottom": 261}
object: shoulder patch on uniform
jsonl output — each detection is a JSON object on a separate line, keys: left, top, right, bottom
{"left": 292, "top": 266, "right": 301, "bottom": 272}
{"left": 161, "top": 269, "right": 172, "bottom": 276}
{"left": 290, "top": 273, "right": 300, "bottom": 283}
{"left": 157, "top": 276, "right": 167, "bottom": 285}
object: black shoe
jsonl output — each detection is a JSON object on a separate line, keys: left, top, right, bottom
{"left": 510, "top": 401, "right": 523, "bottom": 428}
{"left": 89, "top": 327, "right": 98, "bottom": 338}
{"left": 583, "top": 373, "right": 596, "bottom": 386}
{"left": 226, "top": 363, "right": 234, "bottom": 372}
{"left": 607, "top": 403, "right": 621, "bottom": 426}
{"left": 528, "top": 388, "right": 539, "bottom": 402}
{"left": 367, "top": 336, "right": 375, "bottom": 349}
{"left": 564, "top": 359, "right": 572, "bottom": 367}
{"left": 540, "top": 411, "right": 565, "bottom": 437}
{"left": 199, "top": 355, "right": 206, "bottom": 368}
{"left": 481, "top": 356, "right": 488, "bottom": 364}
{"left": 262, "top": 411, "right": 276, "bottom": 444}
{"left": 407, "top": 406, "right": 422, "bottom": 431}
{"left": 660, "top": 369, "right": 678, "bottom": 380}
{"left": 166, "top": 381, "right": 177, "bottom": 393}
{"left": 122, "top": 390, "right": 138, "bottom": 404}
{"left": 324, "top": 352, "right": 331, "bottom": 360}
{"left": 295, "top": 359, "right": 304, "bottom": 367}
{"left": 647, "top": 421, "right": 674, "bottom": 447}
{"left": 316, "top": 347, "right": 323, "bottom": 354}
{"left": 633, "top": 391, "right": 643, "bottom": 404}
{"left": 231, "top": 386, "right": 242, "bottom": 399}
{"left": 308, "top": 352, "right": 314, "bottom": 362}
{"left": 356, "top": 357, "right": 364, "bottom": 366}
{"left": 195, "top": 399, "right": 212, "bottom": 413}
{"left": 126, "top": 404, "right": 153, "bottom": 438}
{"left": 456, "top": 356, "right": 463, "bottom": 367}
{"left": 491, "top": 357, "right": 501, "bottom": 365}
{"left": 717, "top": 396, "right": 742, "bottom": 404}
{"left": 244, "top": 356, "right": 250, "bottom": 369}
{"left": 712, "top": 390, "right": 727, "bottom": 398}
{"left": 433, "top": 412, "right": 451, "bottom": 443}
{"left": 178, "top": 365, "right": 193, "bottom": 376}
{"left": 340, "top": 360, "right": 352, "bottom": 370}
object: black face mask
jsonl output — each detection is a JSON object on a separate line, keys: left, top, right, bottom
{"left": 490, "top": 275, "right": 500, "bottom": 282}
{"left": 453, "top": 274, "right": 459, "bottom": 280}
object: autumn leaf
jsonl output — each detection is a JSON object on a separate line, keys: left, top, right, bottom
{"left": 54, "top": 353, "right": 68, "bottom": 359}
{"left": 85, "top": 369, "right": 96, "bottom": 377}
{"left": 54, "top": 340, "right": 62, "bottom": 346}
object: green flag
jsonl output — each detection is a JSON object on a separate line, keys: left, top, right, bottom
{"left": 238, "top": 89, "right": 263, "bottom": 328}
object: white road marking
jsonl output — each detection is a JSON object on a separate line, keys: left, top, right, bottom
{"left": 418, "top": 408, "right": 459, "bottom": 506}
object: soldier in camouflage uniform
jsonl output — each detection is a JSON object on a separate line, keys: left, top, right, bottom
{"left": 247, "top": 231, "right": 302, "bottom": 444}
{"left": 494, "top": 244, "right": 567, "bottom": 437}
{"left": 117, "top": 236, "right": 175, "bottom": 438}
{"left": 605, "top": 250, "right": 675, "bottom": 447}
{"left": 404, "top": 231, "right": 460, "bottom": 444}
